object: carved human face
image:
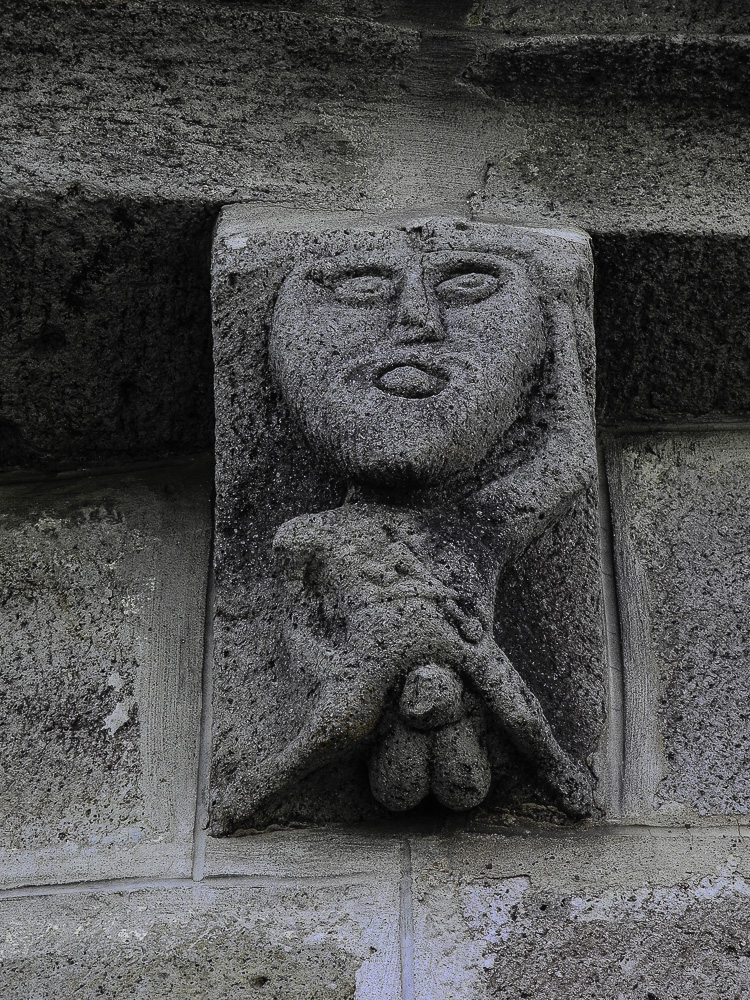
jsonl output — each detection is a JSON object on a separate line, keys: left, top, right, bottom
{"left": 270, "top": 246, "right": 546, "bottom": 486}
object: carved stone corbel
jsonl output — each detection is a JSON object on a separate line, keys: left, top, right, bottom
{"left": 209, "top": 210, "right": 604, "bottom": 834}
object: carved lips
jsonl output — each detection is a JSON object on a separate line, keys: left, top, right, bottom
{"left": 373, "top": 362, "right": 448, "bottom": 399}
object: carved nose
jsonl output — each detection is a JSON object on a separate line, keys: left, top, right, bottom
{"left": 391, "top": 275, "right": 445, "bottom": 344}
{"left": 393, "top": 318, "right": 444, "bottom": 344}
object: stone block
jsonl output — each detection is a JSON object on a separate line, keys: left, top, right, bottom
{"left": 0, "top": 460, "right": 210, "bottom": 887}
{"left": 210, "top": 206, "right": 604, "bottom": 834}
{"left": 2, "top": 3, "right": 748, "bottom": 238}
{"left": 203, "top": 829, "right": 401, "bottom": 881}
{"left": 595, "top": 235, "right": 750, "bottom": 423}
{"left": 607, "top": 432, "right": 750, "bottom": 819}
{"left": 0, "top": 198, "right": 214, "bottom": 471}
{"left": 4, "top": 5, "right": 750, "bottom": 469}
{"left": 472, "top": 0, "right": 746, "bottom": 33}
{"left": 0, "top": 877, "right": 400, "bottom": 1000}
{"left": 410, "top": 827, "right": 750, "bottom": 999}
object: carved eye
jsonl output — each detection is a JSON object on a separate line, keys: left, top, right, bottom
{"left": 333, "top": 274, "right": 396, "bottom": 306}
{"left": 436, "top": 271, "right": 501, "bottom": 305}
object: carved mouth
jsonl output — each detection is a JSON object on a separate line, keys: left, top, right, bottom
{"left": 372, "top": 363, "right": 448, "bottom": 399}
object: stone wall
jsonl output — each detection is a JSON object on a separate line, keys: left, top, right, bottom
{"left": 1, "top": 3, "right": 749, "bottom": 997}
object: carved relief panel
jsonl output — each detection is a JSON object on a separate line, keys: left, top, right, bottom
{"left": 209, "top": 209, "right": 604, "bottom": 834}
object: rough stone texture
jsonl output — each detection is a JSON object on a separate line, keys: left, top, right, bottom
{"left": 0, "top": 878, "right": 400, "bottom": 1000}
{"left": 3, "top": 2, "right": 747, "bottom": 230}
{"left": 595, "top": 235, "right": 750, "bottom": 423}
{"left": 2, "top": 4, "right": 749, "bottom": 469}
{"left": 0, "top": 460, "right": 210, "bottom": 887}
{"left": 607, "top": 432, "right": 750, "bottom": 819}
{"left": 3, "top": 3, "right": 750, "bottom": 995}
{"left": 210, "top": 207, "right": 604, "bottom": 834}
{"left": 0, "top": 198, "right": 214, "bottom": 470}
{"left": 472, "top": 1, "right": 748, "bottom": 34}
{"left": 202, "top": 829, "right": 401, "bottom": 880}
{"left": 410, "top": 827, "right": 750, "bottom": 999}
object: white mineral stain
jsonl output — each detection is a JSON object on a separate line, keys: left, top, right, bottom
{"left": 106, "top": 671, "right": 124, "bottom": 693}
{"left": 103, "top": 696, "right": 136, "bottom": 736}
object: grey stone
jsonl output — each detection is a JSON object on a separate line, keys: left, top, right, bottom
{"left": 202, "top": 829, "right": 401, "bottom": 881}
{"left": 607, "top": 432, "right": 750, "bottom": 819}
{"left": 0, "top": 461, "right": 210, "bottom": 887}
{"left": 410, "top": 827, "right": 750, "bottom": 999}
{"left": 462, "top": 35, "right": 750, "bottom": 109}
{"left": 595, "top": 235, "right": 750, "bottom": 423}
{"left": 2, "top": 5, "right": 749, "bottom": 469}
{"left": 0, "top": 877, "right": 400, "bottom": 1000}
{"left": 399, "top": 664, "right": 464, "bottom": 731}
{"left": 471, "top": 0, "right": 748, "bottom": 33}
{"left": 210, "top": 208, "right": 604, "bottom": 834}
{"left": 3, "top": 3, "right": 747, "bottom": 235}
{"left": 0, "top": 198, "right": 214, "bottom": 470}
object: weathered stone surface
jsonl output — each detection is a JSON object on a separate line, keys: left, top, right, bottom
{"left": 2, "top": 4, "right": 746, "bottom": 235}
{"left": 202, "top": 829, "right": 401, "bottom": 881}
{"left": 2, "top": 5, "right": 749, "bottom": 468}
{"left": 607, "top": 432, "right": 750, "bottom": 819}
{"left": 0, "top": 198, "right": 214, "bottom": 470}
{"left": 0, "top": 460, "right": 210, "bottom": 887}
{"left": 0, "top": 878, "right": 400, "bottom": 1000}
{"left": 410, "top": 828, "right": 750, "bottom": 999}
{"left": 595, "top": 235, "right": 750, "bottom": 423}
{"left": 210, "top": 207, "right": 603, "bottom": 834}
{"left": 473, "top": 0, "right": 748, "bottom": 34}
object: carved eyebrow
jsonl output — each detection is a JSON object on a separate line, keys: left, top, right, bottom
{"left": 303, "top": 259, "right": 399, "bottom": 285}
{"left": 422, "top": 253, "right": 515, "bottom": 282}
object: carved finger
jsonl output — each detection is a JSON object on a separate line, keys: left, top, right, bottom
{"left": 465, "top": 644, "right": 594, "bottom": 818}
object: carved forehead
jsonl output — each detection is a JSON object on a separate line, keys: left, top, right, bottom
{"left": 263, "top": 219, "right": 585, "bottom": 294}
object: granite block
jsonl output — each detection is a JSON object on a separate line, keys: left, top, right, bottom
{"left": 0, "top": 878, "right": 400, "bottom": 1000}
{"left": 607, "top": 432, "right": 750, "bottom": 819}
{"left": 410, "top": 827, "right": 750, "bottom": 1000}
{"left": 0, "top": 460, "right": 211, "bottom": 887}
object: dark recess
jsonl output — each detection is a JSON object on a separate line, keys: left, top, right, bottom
{"left": 0, "top": 195, "right": 217, "bottom": 472}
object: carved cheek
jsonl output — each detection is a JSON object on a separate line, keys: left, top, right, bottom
{"left": 332, "top": 307, "right": 394, "bottom": 356}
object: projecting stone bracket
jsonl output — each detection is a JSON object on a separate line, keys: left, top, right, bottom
{"left": 208, "top": 209, "right": 606, "bottom": 834}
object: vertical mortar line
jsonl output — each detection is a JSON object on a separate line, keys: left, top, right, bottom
{"left": 191, "top": 513, "right": 216, "bottom": 882}
{"left": 399, "top": 840, "right": 415, "bottom": 1000}
{"left": 597, "top": 436, "right": 626, "bottom": 817}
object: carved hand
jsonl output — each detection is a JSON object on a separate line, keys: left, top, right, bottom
{"left": 248, "top": 503, "right": 595, "bottom": 818}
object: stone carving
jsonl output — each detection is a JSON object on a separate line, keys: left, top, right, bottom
{"left": 210, "top": 211, "right": 604, "bottom": 834}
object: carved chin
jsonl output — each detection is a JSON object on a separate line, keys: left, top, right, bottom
{"left": 313, "top": 411, "right": 495, "bottom": 486}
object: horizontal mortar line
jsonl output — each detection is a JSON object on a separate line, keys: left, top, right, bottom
{"left": 0, "top": 876, "right": 197, "bottom": 900}
{"left": 467, "top": 31, "right": 750, "bottom": 43}
{"left": 0, "top": 870, "right": 380, "bottom": 901}
{"left": 0, "top": 825, "right": 747, "bottom": 901}
{"left": 431, "top": 821, "right": 750, "bottom": 840}
{"left": 0, "top": 451, "right": 214, "bottom": 488}
{"left": 598, "top": 420, "right": 750, "bottom": 435}
{"left": 596, "top": 821, "right": 750, "bottom": 838}
{"left": 201, "top": 872, "right": 378, "bottom": 888}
